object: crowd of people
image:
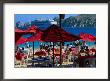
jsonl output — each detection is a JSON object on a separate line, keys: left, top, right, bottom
{"left": 15, "top": 41, "right": 96, "bottom": 68}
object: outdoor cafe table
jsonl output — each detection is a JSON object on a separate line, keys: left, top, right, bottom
{"left": 32, "top": 57, "right": 50, "bottom": 67}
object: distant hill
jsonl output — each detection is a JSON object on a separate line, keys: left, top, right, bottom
{"left": 59, "top": 14, "right": 96, "bottom": 27}
{"left": 16, "top": 14, "right": 96, "bottom": 30}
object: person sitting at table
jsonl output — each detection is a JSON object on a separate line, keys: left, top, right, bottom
{"left": 89, "top": 47, "right": 96, "bottom": 56}
{"left": 79, "top": 48, "right": 85, "bottom": 56}
{"left": 39, "top": 56, "right": 42, "bottom": 59}
{"left": 85, "top": 46, "right": 90, "bottom": 56}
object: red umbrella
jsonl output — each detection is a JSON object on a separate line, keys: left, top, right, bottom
{"left": 16, "top": 37, "right": 27, "bottom": 45}
{"left": 26, "top": 30, "right": 43, "bottom": 42}
{"left": 80, "top": 32, "right": 96, "bottom": 42}
{"left": 42, "top": 25, "right": 80, "bottom": 42}
{"left": 41, "top": 24, "right": 80, "bottom": 66}
{"left": 15, "top": 28, "right": 26, "bottom": 43}
{"left": 25, "top": 27, "right": 43, "bottom": 66}
{"left": 15, "top": 27, "right": 35, "bottom": 43}
{"left": 15, "top": 28, "right": 25, "bottom": 32}
{"left": 24, "top": 25, "right": 40, "bottom": 33}
{"left": 15, "top": 26, "right": 39, "bottom": 43}
{"left": 15, "top": 26, "right": 40, "bottom": 66}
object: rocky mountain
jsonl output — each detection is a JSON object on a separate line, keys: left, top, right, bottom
{"left": 54, "top": 14, "right": 96, "bottom": 27}
{"left": 16, "top": 14, "right": 96, "bottom": 30}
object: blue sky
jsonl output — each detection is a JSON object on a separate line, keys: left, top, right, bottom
{"left": 14, "top": 14, "right": 79, "bottom": 23}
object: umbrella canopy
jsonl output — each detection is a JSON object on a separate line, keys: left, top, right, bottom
{"left": 26, "top": 30, "right": 43, "bottom": 42}
{"left": 41, "top": 25, "right": 80, "bottom": 42}
{"left": 41, "top": 24, "right": 80, "bottom": 66}
{"left": 16, "top": 37, "right": 27, "bottom": 45}
{"left": 15, "top": 28, "right": 26, "bottom": 43}
{"left": 24, "top": 25, "right": 39, "bottom": 33}
{"left": 80, "top": 32, "right": 96, "bottom": 42}
{"left": 15, "top": 28, "right": 25, "bottom": 32}
{"left": 15, "top": 27, "right": 37, "bottom": 43}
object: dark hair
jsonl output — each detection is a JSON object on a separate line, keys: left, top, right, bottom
{"left": 69, "top": 48, "right": 72, "bottom": 51}
{"left": 85, "top": 46, "right": 88, "bottom": 49}
{"left": 22, "top": 47, "right": 24, "bottom": 50}
{"left": 67, "top": 44, "right": 69, "bottom": 47}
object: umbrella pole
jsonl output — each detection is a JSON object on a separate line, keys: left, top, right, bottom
{"left": 32, "top": 33, "right": 35, "bottom": 67}
{"left": 53, "top": 42, "right": 54, "bottom": 67}
{"left": 60, "top": 42, "right": 62, "bottom": 65}
{"left": 32, "top": 42, "right": 34, "bottom": 67}
{"left": 31, "top": 41, "right": 35, "bottom": 67}
{"left": 59, "top": 14, "right": 62, "bottom": 66}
